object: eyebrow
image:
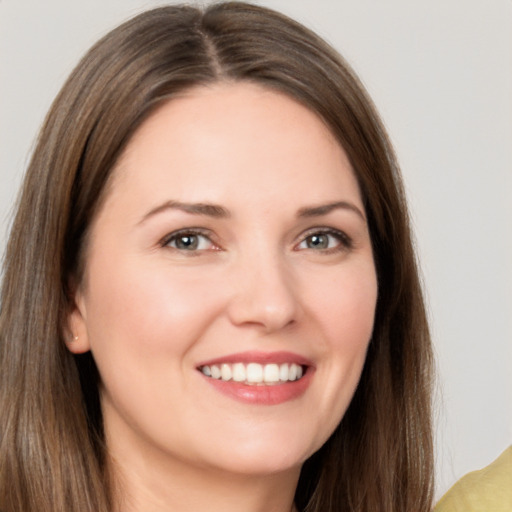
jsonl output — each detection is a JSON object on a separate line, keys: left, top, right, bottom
{"left": 140, "top": 200, "right": 230, "bottom": 223}
{"left": 297, "top": 201, "right": 366, "bottom": 221}
{"left": 140, "top": 199, "right": 366, "bottom": 224}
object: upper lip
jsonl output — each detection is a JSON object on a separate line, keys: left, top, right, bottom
{"left": 196, "top": 350, "right": 314, "bottom": 368}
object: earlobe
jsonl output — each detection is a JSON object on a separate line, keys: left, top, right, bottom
{"left": 65, "top": 294, "right": 91, "bottom": 354}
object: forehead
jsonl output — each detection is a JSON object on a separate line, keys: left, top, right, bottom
{"left": 103, "top": 82, "right": 361, "bottom": 216}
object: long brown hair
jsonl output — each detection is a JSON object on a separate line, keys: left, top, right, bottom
{"left": 0, "top": 3, "right": 434, "bottom": 511}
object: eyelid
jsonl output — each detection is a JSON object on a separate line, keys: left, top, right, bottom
{"left": 159, "top": 226, "right": 353, "bottom": 254}
{"left": 160, "top": 227, "right": 219, "bottom": 251}
{"left": 295, "top": 227, "right": 353, "bottom": 251}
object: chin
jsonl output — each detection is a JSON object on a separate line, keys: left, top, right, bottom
{"left": 195, "top": 430, "right": 322, "bottom": 477}
{"left": 206, "top": 453, "right": 305, "bottom": 478}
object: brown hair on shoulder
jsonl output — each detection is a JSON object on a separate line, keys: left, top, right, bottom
{"left": 0, "top": 3, "right": 434, "bottom": 511}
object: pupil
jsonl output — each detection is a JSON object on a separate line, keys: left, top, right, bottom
{"left": 308, "top": 234, "right": 328, "bottom": 249}
{"left": 177, "top": 235, "right": 198, "bottom": 250}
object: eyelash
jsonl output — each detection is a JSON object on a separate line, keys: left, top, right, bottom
{"left": 296, "top": 228, "right": 352, "bottom": 254}
{"left": 160, "top": 227, "right": 352, "bottom": 254}
{"left": 160, "top": 228, "right": 218, "bottom": 253}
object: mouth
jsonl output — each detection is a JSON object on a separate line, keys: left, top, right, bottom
{"left": 196, "top": 351, "right": 313, "bottom": 405}
{"left": 198, "top": 362, "right": 306, "bottom": 386}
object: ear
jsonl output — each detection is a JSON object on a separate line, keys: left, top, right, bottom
{"left": 65, "top": 289, "right": 92, "bottom": 354}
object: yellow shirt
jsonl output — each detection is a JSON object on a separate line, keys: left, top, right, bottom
{"left": 435, "top": 446, "right": 512, "bottom": 512}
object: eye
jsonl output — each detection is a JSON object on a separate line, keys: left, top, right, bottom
{"left": 162, "top": 229, "right": 216, "bottom": 252}
{"left": 296, "top": 229, "right": 351, "bottom": 252}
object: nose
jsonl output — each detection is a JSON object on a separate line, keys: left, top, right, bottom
{"left": 227, "top": 252, "right": 300, "bottom": 334}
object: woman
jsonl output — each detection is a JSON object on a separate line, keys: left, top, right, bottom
{"left": 0, "top": 3, "right": 434, "bottom": 511}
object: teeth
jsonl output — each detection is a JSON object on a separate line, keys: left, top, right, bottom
{"left": 246, "top": 363, "right": 263, "bottom": 383}
{"left": 200, "top": 362, "right": 305, "bottom": 385}
{"left": 232, "top": 363, "right": 246, "bottom": 382}
{"left": 263, "top": 363, "right": 280, "bottom": 383}
{"left": 211, "top": 365, "right": 221, "bottom": 379}
{"left": 279, "top": 363, "right": 289, "bottom": 381}
{"left": 289, "top": 363, "right": 297, "bottom": 381}
{"left": 221, "top": 363, "right": 232, "bottom": 381}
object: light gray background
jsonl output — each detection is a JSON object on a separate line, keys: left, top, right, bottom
{"left": 1, "top": 0, "right": 511, "bottom": 499}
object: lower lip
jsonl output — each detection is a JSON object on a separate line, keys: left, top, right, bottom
{"left": 200, "top": 369, "right": 314, "bottom": 405}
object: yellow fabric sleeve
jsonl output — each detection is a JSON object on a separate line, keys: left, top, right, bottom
{"left": 435, "top": 446, "right": 512, "bottom": 512}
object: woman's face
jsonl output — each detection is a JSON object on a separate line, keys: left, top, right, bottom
{"left": 69, "top": 83, "right": 377, "bottom": 478}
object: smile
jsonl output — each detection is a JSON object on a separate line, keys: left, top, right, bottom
{"left": 196, "top": 351, "right": 314, "bottom": 405}
{"left": 199, "top": 362, "right": 304, "bottom": 385}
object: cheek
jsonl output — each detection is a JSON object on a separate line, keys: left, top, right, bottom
{"left": 304, "top": 260, "right": 377, "bottom": 430}
{"left": 309, "top": 260, "right": 378, "bottom": 349}
{"left": 83, "top": 258, "right": 227, "bottom": 367}
{"left": 81, "top": 260, "right": 230, "bottom": 434}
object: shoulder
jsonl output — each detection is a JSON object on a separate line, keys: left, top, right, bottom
{"left": 435, "top": 446, "right": 512, "bottom": 512}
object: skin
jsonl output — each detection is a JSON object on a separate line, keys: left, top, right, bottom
{"left": 67, "top": 82, "right": 378, "bottom": 512}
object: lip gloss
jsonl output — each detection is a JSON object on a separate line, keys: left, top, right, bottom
{"left": 200, "top": 370, "right": 313, "bottom": 405}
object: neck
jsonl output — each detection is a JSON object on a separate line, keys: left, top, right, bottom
{"left": 109, "top": 449, "right": 301, "bottom": 512}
